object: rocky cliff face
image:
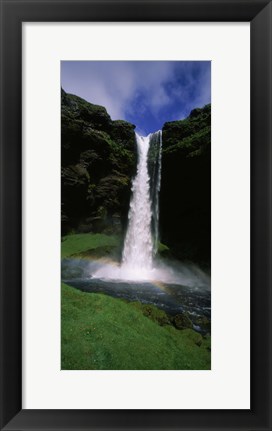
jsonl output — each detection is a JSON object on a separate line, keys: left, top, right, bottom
{"left": 61, "top": 89, "right": 137, "bottom": 235}
{"left": 160, "top": 104, "right": 211, "bottom": 266}
{"left": 61, "top": 90, "right": 210, "bottom": 266}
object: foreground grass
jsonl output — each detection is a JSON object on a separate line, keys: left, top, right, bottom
{"left": 62, "top": 283, "right": 211, "bottom": 370}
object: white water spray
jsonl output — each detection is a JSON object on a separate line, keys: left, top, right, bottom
{"left": 121, "top": 133, "right": 154, "bottom": 270}
{"left": 93, "top": 131, "right": 164, "bottom": 281}
{"left": 88, "top": 131, "right": 210, "bottom": 286}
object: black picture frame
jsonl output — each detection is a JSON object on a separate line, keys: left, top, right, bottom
{"left": 0, "top": 0, "right": 271, "bottom": 430}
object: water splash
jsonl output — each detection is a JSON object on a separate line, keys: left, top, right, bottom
{"left": 121, "top": 133, "right": 154, "bottom": 270}
{"left": 94, "top": 131, "right": 164, "bottom": 282}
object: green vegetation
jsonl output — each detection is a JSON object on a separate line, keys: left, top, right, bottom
{"left": 60, "top": 92, "right": 212, "bottom": 368}
{"left": 62, "top": 282, "right": 211, "bottom": 370}
{"left": 61, "top": 89, "right": 136, "bottom": 236}
{"left": 61, "top": 236, "right": 210, "bottom": 370}
{"left": 61, "top": 233, "right": 120, "bottom": 258}
{"left": 160, "top": 104, "right": 211, "bottom": 265}
{"left": 164, "top": 126, "right": 210, "bottom": 156}
{"left": 61, "top": 232, "right": 169, "bottom": 260}
{"left": 163, "top": 104, "right": 211, "bottom": 155}
{"left": 162, "top": 104, "right": 211, "bottom": 157}
{"left": 61, "top": 89, "right": 211, "bottom": 265}
{"left": 129, "top": 301, "right": 171, "bottom": 326}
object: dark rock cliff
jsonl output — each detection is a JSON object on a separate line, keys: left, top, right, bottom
{"left": 61, "top": 89, "right": 137, "bottom": 235}
{"left": 61, "top": 90, "right": 211, "bottom": 266}
{"left": 160, "top": 104, "right": 211, "bottom": 267}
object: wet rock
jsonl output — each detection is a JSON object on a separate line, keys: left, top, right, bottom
{"left": 173, "top": 313, "right": 193, "bottom": 330}
{"left": 161, "top": 104, "right": 211, "bottom": 266}
{"left": 61, "top": 89, "right": 137, "bottom": 235}
{"left": 131, "top": 302, "right": 171, "bottom": 326}
{"left": 195, "top": 316, "right": 211, "bottom": 332}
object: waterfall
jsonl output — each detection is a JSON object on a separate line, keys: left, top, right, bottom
{"left": 121, "top": 131, "right": 162, "bottom": 271}
{"left": 93, "top": 130, "right": 163, "bottom": 282}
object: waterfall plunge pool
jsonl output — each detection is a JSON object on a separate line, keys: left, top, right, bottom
{"left": 61, "top": 130, "right": 211, "bottom": 333}
{"left": 61, "top": 257, "right": 211, "bottom": 333}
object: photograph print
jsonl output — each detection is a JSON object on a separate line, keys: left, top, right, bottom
{"left": 61, "top": 61, "right": 211, "bottom": 370}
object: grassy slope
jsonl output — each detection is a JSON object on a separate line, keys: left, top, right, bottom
{"left": 61, "top": 233, "right": 120, "bottom": 258}
{"left": 61, "top": 233, "right": 211, "bottom": 370}
{"left": 62, "top": 283, "right": 210, "bottom": 370}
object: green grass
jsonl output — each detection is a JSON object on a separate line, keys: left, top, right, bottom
{"left": 61, "top": 233, "right": 120, "bottom": 258}
{"left": 61, "top": 233, "right": 211, "bottom": 370}
{"left": 61, "top": 232, "right": 170, "bottom": 259}
{"left": 61, "top": 283, "right": 211, "bottom": 370}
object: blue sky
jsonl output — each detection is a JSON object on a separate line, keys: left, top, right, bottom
{"left": 61, "top": 61, "right": 211, "bottom": 135}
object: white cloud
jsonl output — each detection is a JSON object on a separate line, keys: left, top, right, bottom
{"left": 62, "top": 61, "right": 176, "bottom": 121}
{"left": 61, "top": 61, "right": 211, "bottom": 125}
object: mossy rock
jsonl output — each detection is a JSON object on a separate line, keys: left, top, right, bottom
{"left": 195, "top": 315, "right": 211, "bottom": 332}
{"left": 130, "top": 302, "right": 171, "bottom": 326}
{"left": 160, "top": 104, "right": 211, "bottom": 266}
{"left": 182, "top": 328, "right": 203, "bottom": 347}
{"left": 173, "top": 312, "right": 193, "bottom": 330}
{"left": 157, "top": 242, "right": 172, "bottom": 257}
{"left": 61, "top": 89, "right": 137, "bottom": 235}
